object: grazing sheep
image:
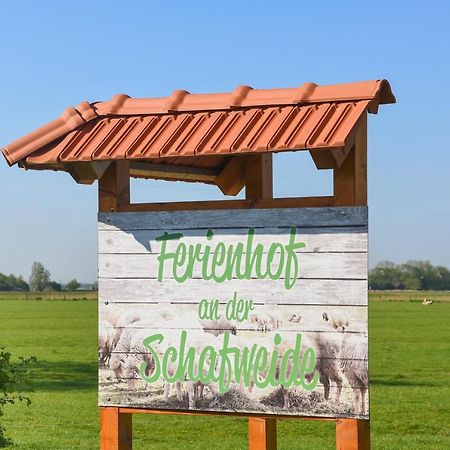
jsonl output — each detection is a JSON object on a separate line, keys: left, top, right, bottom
{"left": 100, "top": 304, "right": 123, "bottom": 327}
{"left": 109, "top": 326, "right": 135, "bottom": 379}
{"left": 287, "top": 312, "right": 302, "bottom": 324}
{"left": 111, "top": 310, "right": 142, "bottom": 350}
{"left": 322, "top": 311, "right": 349, "bottom": 332}
{"left": 312, "top": 333, "right": 344, "bottom": 402}
{"left": 123, "top": 328, "right": 156, "bottom": 389}
{"left": 248, "top": 308, "right": 283, "bottom": 332}
{"left": 99, "top": 320, "right": 114, "bottom": 366}
{"left": 120, "top": 325, "right": 218, "bottom": 409}
{"left": 340, "top": 334, "right": 368, "bottom": 415}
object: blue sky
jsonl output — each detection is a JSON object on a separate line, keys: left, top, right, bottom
{"left": 1, "top": 1, "right": 449, "bottom": 283}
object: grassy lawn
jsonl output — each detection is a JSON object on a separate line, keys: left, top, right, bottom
{"left": 0, "top": 298, "right": 448, "bottom": 449}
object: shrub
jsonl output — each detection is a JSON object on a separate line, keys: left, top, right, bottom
{"left": 0, "top": 349, "right": 36, "bottom": 447}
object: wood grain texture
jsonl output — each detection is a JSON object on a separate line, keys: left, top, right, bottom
{"left": 100, "top": 303, "right": 367, "bottom": 334}
{"left": 99, "top": 386, "right": 368, "bottom": 418}
{"left": 249, "top": 417, "right": 277, "bottom": 450}
{"left": 117, "top": 196, "right": 335, "bottom": 212}
{"left": 99, "top": 252, "right": 367, "bottom": 279}
{"left": 336, "top": 418, "right": 370, "bottom": 450}
{"left": 99, "top": 162, "right": 130, "bottom": 213}
{"left": 99, "top": 226, "right": 367, "bottom": 255}
{"left": 99, "top": 278, "right": 368, "bottom": 306}
{"left": 100, "top": 407, "right": 132, "bottom": 450}
{"left": 99, "top": 206, "right": 367, "bottom": 230}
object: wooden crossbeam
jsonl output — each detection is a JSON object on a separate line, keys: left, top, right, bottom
{"left": 129, "top": 161, "right": 219, "bottom": 183}
{"left": 117, "top": 196, "right": 333, "bottom": 212}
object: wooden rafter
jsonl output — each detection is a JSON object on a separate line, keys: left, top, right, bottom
{"left": 129, "top": 161, "right": 219, "bottom": 183}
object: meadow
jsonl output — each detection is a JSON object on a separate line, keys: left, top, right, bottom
{"left": 0, "top": 294, "right": 448, "bottom": 449}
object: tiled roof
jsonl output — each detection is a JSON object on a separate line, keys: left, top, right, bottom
{"left": 1, "top": 80, "right": 395, "bottom": 178}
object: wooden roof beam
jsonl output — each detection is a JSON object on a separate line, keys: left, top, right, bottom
{"left": 129, "top": 161, "right": 219, "bottom": 183}
{"left": 215, "top": 156, "right": 247, "bottom": 196}
{"left": 67, "top": 161, "right": 111, "bottom": 185}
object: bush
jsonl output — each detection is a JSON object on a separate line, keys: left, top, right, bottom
{"left": 0, "top": 349, "right": 36, "bottom": 447}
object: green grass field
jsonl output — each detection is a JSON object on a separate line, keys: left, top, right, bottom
{"left": 0, "top": 297, "right": 449, "bottom": 449}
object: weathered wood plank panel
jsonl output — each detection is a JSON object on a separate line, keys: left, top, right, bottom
{"left": 99, "top": 303, "right": 367, "bottom": 333}
{"left": 98, "top": 386, "right": 368, "bottom": 419}
{"left": 98, "top": 206, "right": 367, "bottom": 230}
{"left": 99, "top": 252, "right": 367, "bottom": 280}
{"left": 98, "top": 207, "right": 369, "bottom": 419}
{"left": 99, "top": 278, "right": 368, "bottom": 306}
{"left": 99, "top": 226, "right": 367, "bottom": 254}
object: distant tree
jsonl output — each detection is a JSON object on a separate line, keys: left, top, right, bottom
{"left": 29, "top": 262, "right": 50, "bottom": 292}
{"left": 65, "top": 279, "right": 80, "bottom": 291}
{"left": 370, "top": 260, "right": 450, "bottom": 290}
{"left": 46, "top": 281, "right": 62, "bottom": 292}
{"left": 0, "top": 274, "right": 10, "bottom": 291}
{"left": 0, "top": 274, "right": 29, "bottom": 292}
{"left": 7, "top": 275, "right": 29, "bottom": 292}
{"left": 369, "top": 261, "right": 402, "bottom": 290}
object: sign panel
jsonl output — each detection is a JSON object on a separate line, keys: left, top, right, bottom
{"left": 98, "top": 207, "right": 368, "bottom": 419}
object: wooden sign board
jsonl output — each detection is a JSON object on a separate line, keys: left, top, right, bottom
{"left": 98, "top": 207, "right": 368, "bottom": 419}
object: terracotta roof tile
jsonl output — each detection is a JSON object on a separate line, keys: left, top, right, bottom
{"left": 2, "top": 80, "right": 395, "bottom": 172}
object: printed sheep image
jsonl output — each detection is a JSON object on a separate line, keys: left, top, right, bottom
{"left": 99, "top": 320, "right": 114, "bottom": 367}
{"left": 248, "top": 308, "right": 283, "bottom": 332}
{"left": 99, "top": 304, "right": 368, "bottom": 418}
{"left": 340, "top": 334, "right": 368, "bottom": 416}
{"left": 322, "top": 310, "right": 349, "bottom": 332}
{"left": 111, "top": 309, "right": 142, "bottom": 349}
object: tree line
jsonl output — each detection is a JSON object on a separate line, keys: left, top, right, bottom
{"left": 2, "top": 259, "right": 449, "bottom": 292}
{"left": 0, "top": 262, "right": 82, "bottom": 292}
{"left": 369, "top": 260, "right": 450, "bottom": 290}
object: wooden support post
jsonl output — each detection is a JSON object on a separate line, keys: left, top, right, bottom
{"left": 99, "top": 162, "right": 131, "bottom": 449}
{"left": 334, "top": 113, "right": 370, "bottom": 449}
{"left": 333, "top": 113, "right": 367, "bottom": 207}
{"left": 99, "top": 161, "right": 130, "bottom": 212}
{"left": 245, "top": 154, "right": 276, "bottom": 449}
{"left": 249, "top": 417, "right": 277, "bottom": 450}
{"left": 245, "top": 154, "right": 273, "bottom": 200}
{"left": 100, "top": 407, "right": 132, "bottom": 450}
{"left": 336, "top": 419, "right": 370, "bottom": 450}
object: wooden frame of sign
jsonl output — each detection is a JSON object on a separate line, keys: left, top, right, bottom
{"left": 98, "top": 114, "right": 370, "bottom": 450}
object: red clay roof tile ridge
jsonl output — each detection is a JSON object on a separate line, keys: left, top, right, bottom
{"left": 2, "top": 103, "right": 98, "bottom": 166}
{"left": 1, "top": 80, "right": 395, "bottom": 167}
{"left": 94, "top": 79, "right": 395, "bottom": 116}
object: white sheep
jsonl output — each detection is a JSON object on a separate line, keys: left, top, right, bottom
{"left": 100, "top": 304, "right": 123, "bottom": 327}
{"left": 312, "top": 332, "right": 344, "bottom": 402}
{"left": 123, "top": 328, "right": 156, "bottom": 389}
{"left": 111, "top": 309, "right": 142, "bottom": 350}
{"left": 322, "top": 311, "right": 349, "bottom": 332}
{"left": 340, "top": 334, "right": 368, "bottom": 416}
{"left": 248, "top": 308, "right": 283, "bottom": 332}
{"left": 99, "top": 320, "right": 114, "bottom": 367}
{"left": 109, "top": 326, "right": 135, "bottom": 379}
